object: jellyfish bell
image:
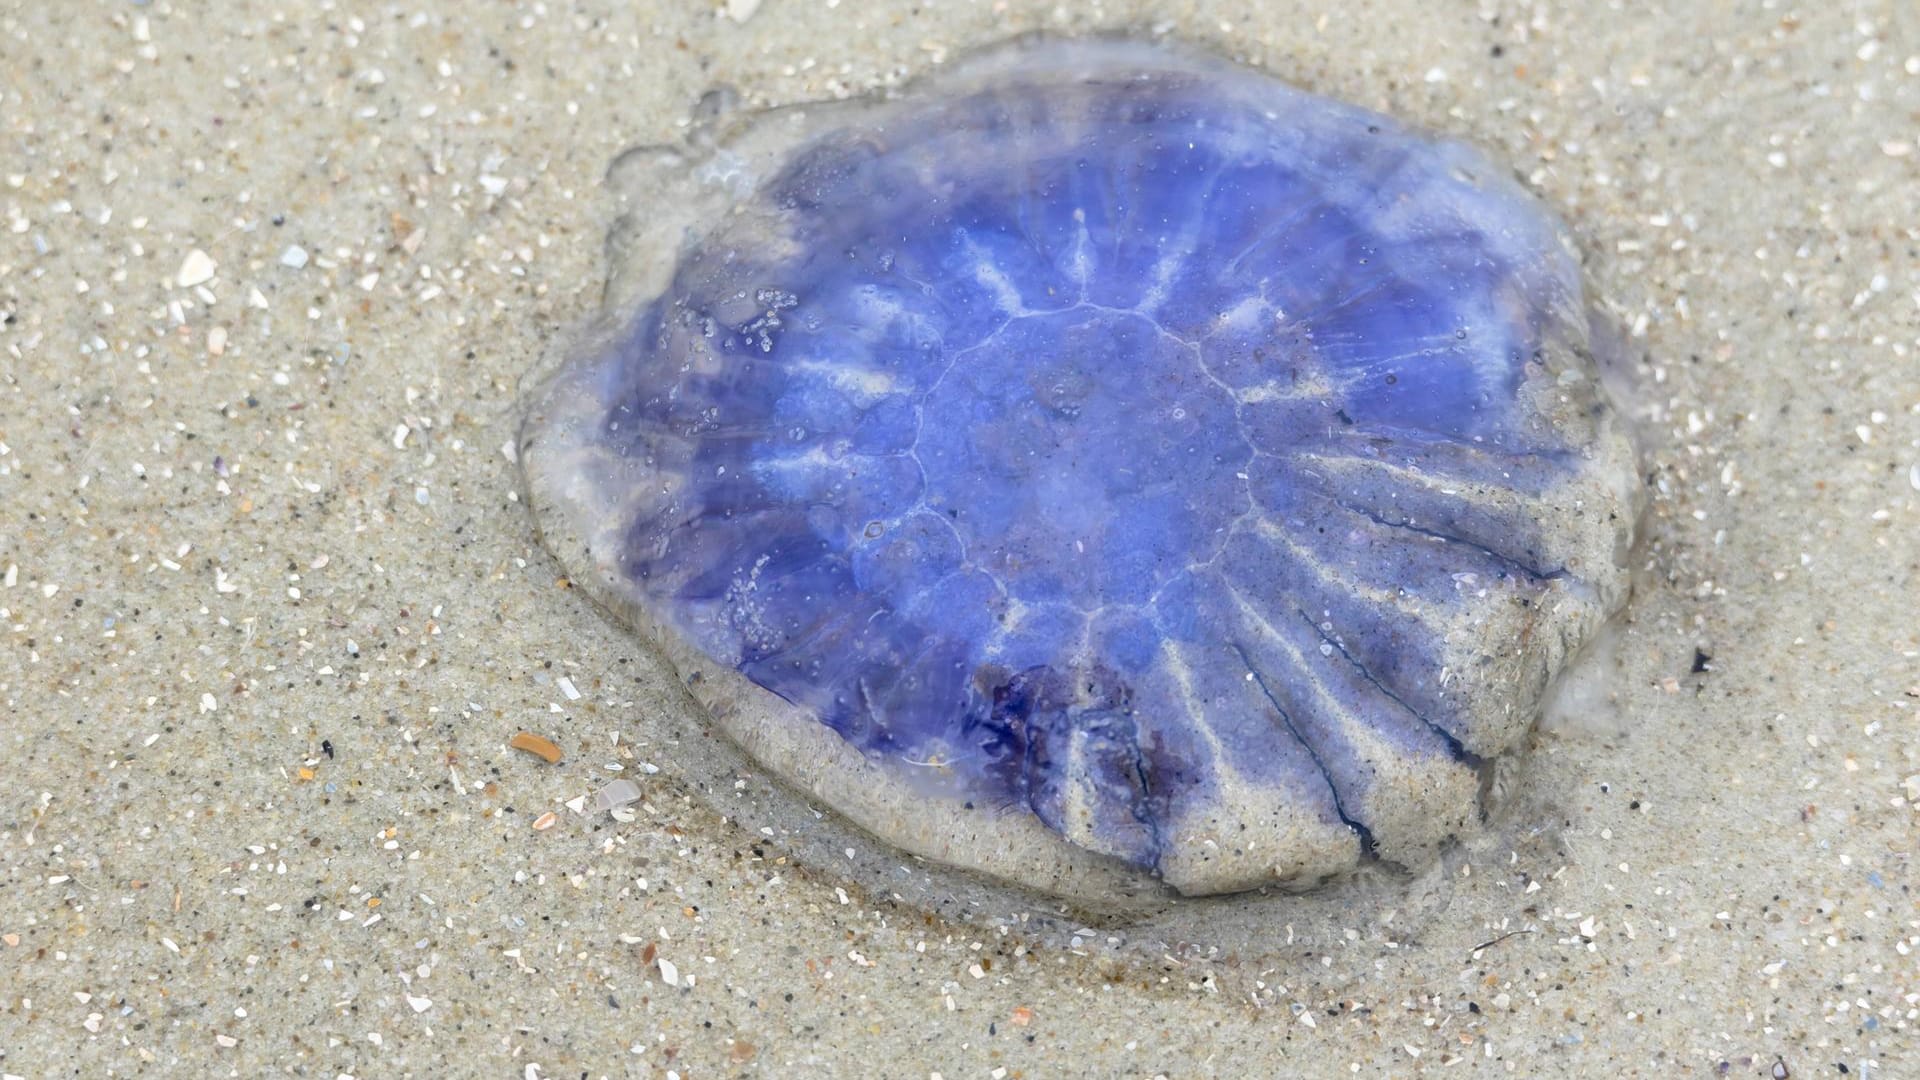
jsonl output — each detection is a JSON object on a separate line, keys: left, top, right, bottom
{"left": 519, "top": 37, "right": 1640, "bottom": 903}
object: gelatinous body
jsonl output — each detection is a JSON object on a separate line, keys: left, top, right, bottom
{"left": 521, "top": 39, "right": 1639, "bottom": 899}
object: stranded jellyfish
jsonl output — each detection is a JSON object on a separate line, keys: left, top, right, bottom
{"left": 521, "top": 38, "right": 1639, "bottom": 899}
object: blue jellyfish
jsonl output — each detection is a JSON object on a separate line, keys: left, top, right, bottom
{"left": 521, "top": 38, "right": 1639, "bottom": 899}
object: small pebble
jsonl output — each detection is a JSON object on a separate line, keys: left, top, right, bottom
{"left": 177, "top": 248, "right": 217, "bottom": 287}
{"left": 589, "top": 779, "right": 643, "bottom": 813}
{"left": 509, "top": 731, "right": 565, "bottom": 763}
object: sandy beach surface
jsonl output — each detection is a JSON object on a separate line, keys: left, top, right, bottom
{"left": 2, "top": 2, "right": 1915, "bottom": 1076}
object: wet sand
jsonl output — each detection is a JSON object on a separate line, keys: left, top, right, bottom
{"left": 1, "top": 2, "right": 1914, "bottom": 1076}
